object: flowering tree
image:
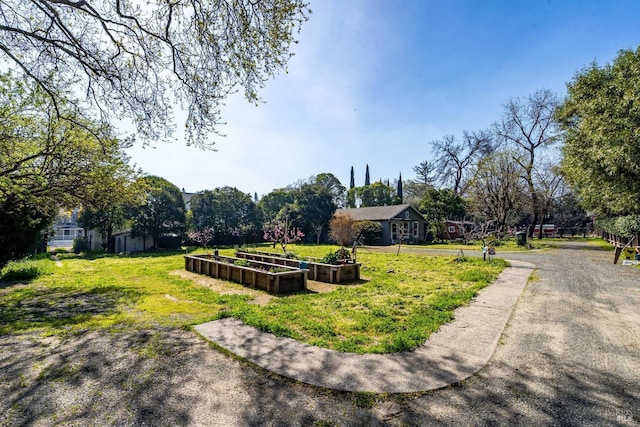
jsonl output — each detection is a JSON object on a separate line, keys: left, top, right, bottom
{"left": 187, "top": 227, "right": 216, "bottom": 250}
{"left": 263, "top": 220, "right": 304, "bottom": 253}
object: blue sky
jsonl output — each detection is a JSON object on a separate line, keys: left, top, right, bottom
{"left": 127, "top": 0, "right": 640, "bottom": 197}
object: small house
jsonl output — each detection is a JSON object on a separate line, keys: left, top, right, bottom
{"left": 334, "top": 204, "right": 427, "bottom": 245}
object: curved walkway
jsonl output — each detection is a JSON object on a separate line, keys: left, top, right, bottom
{"left": 194, "top": 259, "right": 534, "bottom": 393}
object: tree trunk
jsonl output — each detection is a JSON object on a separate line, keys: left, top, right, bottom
{"left": 527, "top": 180, "right": 538, "bottom": 239}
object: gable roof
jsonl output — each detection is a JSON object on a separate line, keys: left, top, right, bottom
{"left": 335, "top": 204, "right": 426, "bottom": 221}
{"left": 182, "top": 191, "right": 196, "bottom": 204}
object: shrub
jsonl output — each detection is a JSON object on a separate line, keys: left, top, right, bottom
{"left": 321, "top": 248, "right": 351, "bottom": 265}
{"left": 329, "top": 215, "right": 359, "bottom": 246}
{"left": 233, "top": 259, "right": 251, "bottom": 267}
{"left": 0, "top": 258, "right": 53, "bottom": 281}
{"left": 72, "top": 237, "right": 88, "bottom": 254}
{"left": 356, "top": 220, "right": 383, "bottom": 245}
{"left": 597, "top": 215, "right": 640, "bottom": 238}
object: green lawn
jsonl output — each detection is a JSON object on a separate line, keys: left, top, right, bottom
{"left": 420, "top": 236, "right": 607, "bottom": 251}
{"left": 1, "top": 246, "right": 507, "bottom": 354}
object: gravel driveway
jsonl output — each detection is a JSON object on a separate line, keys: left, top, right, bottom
{"left": 1, "top": 241, "right": 638, "bottom": 426}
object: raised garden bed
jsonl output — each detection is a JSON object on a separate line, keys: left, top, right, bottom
{"left": 184, "top": 254, "right": 307, "bottom": 294}
{"left": 235, "top": 251, "right": 360, "bottom": 284}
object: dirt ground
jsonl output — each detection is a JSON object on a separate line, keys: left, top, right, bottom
{"left": 0, "top": 327, "right": 390, "bottom": 426}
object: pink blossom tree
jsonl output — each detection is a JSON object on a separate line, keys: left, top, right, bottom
{"left": 263, "top": 219, "right": 304, "bottom": 253}
{"left": 187, "top": 226, "right": 216, "bottom": 250}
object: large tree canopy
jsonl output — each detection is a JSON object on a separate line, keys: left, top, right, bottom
{"left": 312, "top": 173, "right": 346, "bottom": 208}
{"left": 290, "top": 182, "right": 336, "bottom": 241}
{"left": 346, "top": 181, "right": 398, "bottom": 208}
{"left": 557, "top": 47, "right": 640, "bottom": 217}
{"left": 418, "top": 188, "right": 466, "bottom": 224}
{"left": 129, "top": 176, "right": 186, "bottom": 249}
{"left": 257, "top": 189, "right": 294, "bottom": 223}
{"left": 0, "top": 71, "right": 134, "bottom": 264}
{"left": 0, "top": 0, "right": 310, "bottom": 148}
{"left": 190, "top": 186, "right": 258, "bottom": 237}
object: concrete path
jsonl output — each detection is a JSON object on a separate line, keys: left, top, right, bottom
{"left": 195, "top": 259, "right": 535, "bottom": 393}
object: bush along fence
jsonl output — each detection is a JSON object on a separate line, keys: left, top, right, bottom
{"left": 598, "top": 215, "right": 640, "bottom": 264}
{"left": 234, "top": 250, "right": 361, "bottom": 284}
{"left": 184, "top": 254, "right": 307, "bottom": 294}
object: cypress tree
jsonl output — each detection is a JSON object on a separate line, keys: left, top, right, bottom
{"left": 350, "top": 166, "right": 355, "bottom": 189}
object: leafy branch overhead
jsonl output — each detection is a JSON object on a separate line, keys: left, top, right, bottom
{"left": 0, "top": 0, "right": 311, "bottom": 148}
{"left": 557, "top": 46, "right": 640, "bottom": 218}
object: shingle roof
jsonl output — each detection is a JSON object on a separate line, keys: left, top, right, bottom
{"left": 335, "top": 204, "right": 424, "bottom": 221}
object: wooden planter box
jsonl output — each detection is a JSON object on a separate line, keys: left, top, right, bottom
{"left": 184, "top": 254, "right": 307, "bottom": 294}
{"left": 235, "top": 251, "right": 360, "bottom": 284}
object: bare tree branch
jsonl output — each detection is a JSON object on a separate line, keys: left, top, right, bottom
{"left": 494, "top": 89, "right": 561, "bottom": 237}
{"left": 0, "top": 0, "right": 310, "bottom": 148}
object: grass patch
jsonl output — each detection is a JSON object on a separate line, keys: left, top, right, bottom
{"left": 1, "top": 246, "right": 507, "bottom": 354}
{"left": 219, "top": 246, "right": 507, "bottom": 353}
{"left": 585, "top": 237, "right": 616, "bottom": 251}
{"left": 419, "top": 240, "right": 554, "bottom": 251}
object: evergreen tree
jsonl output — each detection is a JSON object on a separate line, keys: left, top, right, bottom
{"left": 350, "top": 166, "right": 355, "bottom": 189}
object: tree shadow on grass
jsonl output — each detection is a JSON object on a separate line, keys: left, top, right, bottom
{"left": 0, "top": 285, "right": 142, "bottom": 333}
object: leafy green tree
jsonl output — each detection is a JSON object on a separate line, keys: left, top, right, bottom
{"left": 257, "top": 189, "right": 295, "bottom": 224}
{"left": 557, "top": 47, "right": 640, "bottom": 217}
{"left": 0, "top": 1, "right": 310, "bottom": 148}
{"left": 419, "top": 188, "right": 466, "bottom": 240}
{"left": 0, "top": 72, "right": 133, "bottom": 265}
{"left": 552, "top": 191, "right": 590, "bottom": 230}
{"left": 289, "top": 183, "right": 336, "bottom": 242}
{"left": 313, "top": 173, "right": 346, "bottom": 208}
{"left": 371, "top": 181, "right": 398, "bottom": 206}
{"left": 419, "top": 188, "right": 466, "bottom": 222}
{"left": 190, "top": 187, "right": 259, "bottom": 242}
{"left": 0, "top": 192, "right": 57, "bottom": 267}
{"left": 129, "top": 176, "right": 186, "bottom": 250}
{"left": 348, "top": 181, "right": 398, "bottom": 208}
{"left": 78, "top": 149, "right": 142, "bottom": 251}
{"left": 597, "top": 215, "right": 640, "bottom": 238}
